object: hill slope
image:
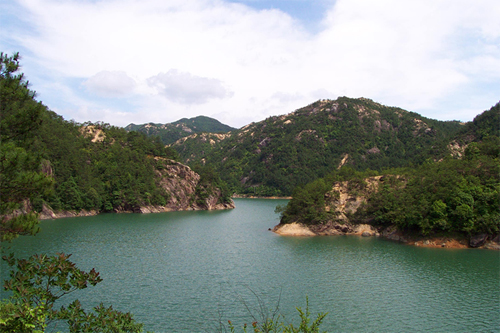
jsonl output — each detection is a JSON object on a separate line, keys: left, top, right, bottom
{"left": 172, "top": 97, "right": 463, "bottom": 196}
{"left": 125, "top": 115, "right": 235, "bottom": 145}
{"left": 0, "top": 52, "right": 233, "bottom": 226}
{"left": 448, "top": 102, "right": 500, "bottom": 158}
{"left": 274, "top": 103, "right": 500, "bottom": 246}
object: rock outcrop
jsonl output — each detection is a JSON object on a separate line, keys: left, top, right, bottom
{"left": 39, "top": 159, "right": 234, "bottom": 220}
{"left": 469, "top": 233, "right": 489, "bottom": 248}
{"left": 38, "top": 204, "right": 98, "bottom": 220}
{"left": 273, "top": 222, "right": 378, "bottom": 237}
{"left": 273, "top": 175, "right": 499, "bottom": 249}
{"left": 324, "top": 176, "right": 386, "bottom": 222}
{"left": 153, "top": 158, "right": 234, "bottom": 212}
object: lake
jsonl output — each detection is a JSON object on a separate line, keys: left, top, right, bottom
{"left": 1, "top": 198, "right": 499, "bottom": 332}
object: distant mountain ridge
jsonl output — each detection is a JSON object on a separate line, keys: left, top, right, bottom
{"left": 170, "top": 97, "right": 465, "bottom": 196}
{"left": 125, "top": 115, "right": 235, "bottom": 145}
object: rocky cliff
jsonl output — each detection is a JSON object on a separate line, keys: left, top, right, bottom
{"left": 324, "top": 175, "right": 386, "bottom": 222}
{"left": 39, "top": 158, "right": 234, "bottom": 219}
{"left": 143, "top": 158, "right": 234, "bottom": 212}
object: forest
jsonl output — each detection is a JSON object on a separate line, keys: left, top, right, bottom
{"left": 0, "top": 51, "right": 236, "bottom": 222}
{"left": 278, "top": 103, "right": 500, "bottom": 238}
{"left": 169, "top": 98, "right": 465, "bottom": 196}
{"left": 0, "top": 53, "right": 153, "bottom": 331}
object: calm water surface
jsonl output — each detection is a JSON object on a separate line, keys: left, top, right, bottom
{"left": 1, "top": 199, "right": 499, "bottom": 332}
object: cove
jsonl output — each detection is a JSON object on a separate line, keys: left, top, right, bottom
{"left": 1, "top": 199, "right": 499, "bottom": 332}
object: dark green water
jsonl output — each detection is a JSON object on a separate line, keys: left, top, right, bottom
{"left": 1, "top": 199, "right": 499, "bottom": 332}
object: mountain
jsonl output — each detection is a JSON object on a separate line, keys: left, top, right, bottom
{"left": 273, "top": 103, "right": 500, "bottom": 246}
{"left": 34, "top": 116, "right": 234, "bottom": 215}
{"left": 0, "top": 52, "right": 233, "bottom": 225}
{"left": 125, "top": 115, "right": 236, "bottom": 145}
{"left": 171, "top": 97, "right": 463, "bottom": 196}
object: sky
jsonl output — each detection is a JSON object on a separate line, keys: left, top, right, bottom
{"left": 1, "top": 0, "right": 499, "bottom": 129}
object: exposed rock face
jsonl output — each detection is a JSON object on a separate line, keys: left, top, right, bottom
{"left": 273, "top": 222, "right": 378, "bottom": 237}
{"left": 380, "top": 225, "right": 406, "bottom": 243}
{"left": 39, "top": 204, "right": 98, "bottom": 220}
{"left": 469, "top": 233, "right": 488, "bottom": 248}
{"left": 154, "top": 158, "right": 234, "bottom": 211}
{"left": 325, "top": 176, "right": 386, "bottom": 222}
{"left": 274, "top": 176, "right": 389, "bottom": 237}
{"left": 273, "top": 222, "right": 316, "bottom": 236}
{"left": 273, "top": 175, "right": 499, "bottom": 249}
{"left": 80, "top": 125, "right": 106, "bottom": 142}
{"left": 448, "top": 140, "right": 467, "bottom": 158}
{"left": 39, "top": 159, "right": 234, "bottom": 220}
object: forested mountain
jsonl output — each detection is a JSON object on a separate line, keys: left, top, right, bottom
{"left": 125, "top": 115, "right": 235, "bottom": 145}
{"left": 0, "top": 53, "right": 233, "bottom": 231}
{"left": 171, "top": 97, "right": 463, "bottom": 196}
{"left": 276, "top": 103, "right": 500, "bottom": 242}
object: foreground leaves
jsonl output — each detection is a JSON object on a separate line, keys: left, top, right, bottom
{"left": 0, "top": 253, "right": 144, "bottom": 333}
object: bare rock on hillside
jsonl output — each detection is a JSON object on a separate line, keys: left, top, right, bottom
{"left": 325, "top": 176, "right": 386, "bottom": 222}
{"left": 154, "top": 158, "right": 235, "bottom": 212}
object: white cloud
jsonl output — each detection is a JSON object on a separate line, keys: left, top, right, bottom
{"left": 147, "top": 70, "right": 233, "bottom": 104}
{"left": 3, "top": 0, "right": 499, "bottom": 127}
{"left": 83, "top": 71, "right": 137, "bottom": 97}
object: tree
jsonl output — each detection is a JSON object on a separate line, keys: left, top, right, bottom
{"left": 0, "top": 52, "right": 53, "bottom": 241}
{"left": 0, "top": 253, "right": 144, "bottom": 332}
{"left": 1, "top": 53, "right": 147, "bottom": 332}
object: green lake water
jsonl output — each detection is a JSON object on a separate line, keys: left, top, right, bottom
{"left": 1, "top": 198, "right": 499, "bottom": 332}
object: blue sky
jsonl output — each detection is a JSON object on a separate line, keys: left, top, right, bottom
{"left": 1, "top": 0, "right": 499, "bottom": 128}
{"left": 228, "top": 0, "right": 332, "bottom": 31}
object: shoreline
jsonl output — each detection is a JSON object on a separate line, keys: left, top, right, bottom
{"left": 232, "top": 195, "right": 292, "bottom": 199}
{"left": 272, "top": 222, "right": 500, "bottom": 250}
{"left": 38, "top": 202, "right": 235, "bottom": 220}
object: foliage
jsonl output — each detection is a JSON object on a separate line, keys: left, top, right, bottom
{"left": 355, "top": 144, "right": 500, "bottom": 236}
{"left": 0, "top": 253, "right": 144, "bottom": 332}
{"left": 30, "top": 114, "right": 182, "bottom": 213}
{"left": 274, "top": 102, "right": 499, "bottom": 237}
{"left": 278, "top": 167, "right": 380, "bottom": 226}
{"left": 0, "top": 52, "right": 53, "bottom": 241}
{"left": 2, "top": 52, "right": 231, "bottom": 216}
{"left": 172, "top": 97, "right": 464, "bottom": 196}
{"left": 1, "top": 52, "right": 148, "bottom": 332}
{"left": 279, "top": 179, "right": 332, "bottom": 225}
{"left": 453, "top": 102, "right": 500, "bottom": 144}
{"left": 278, "top": 137, "right": 499, "bottom": 237}
{"left": 192, "top": 164, "right": 233, "bottom": 205}
{"left": 224, "top": 297, "right": 327, "bottom": 333}
{"left": 0, "top": 53, "right": 45, "bottom": 146}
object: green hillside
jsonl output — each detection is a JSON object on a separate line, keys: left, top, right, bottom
{"left": 172, "top": 97, "right": 463, "bottom": 196}
{"left": 277, "top": 103, "right": 500, "bottom": 239}
{"left": 125, "top": 115, "right": 235, "bottom": 145}
{"left": 0, "top": 53, "right": 231, "bottom": 224}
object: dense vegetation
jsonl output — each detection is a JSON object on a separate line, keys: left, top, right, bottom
{"left": 0, "top": 53, "right": 53, "bottom": 241}
{"left": 125, "top": 115, "right": 235, "bottom": 145}
{"left": 33, "top": 116, "right": 180, "bottom": 213}
{"left": 172, "top": 98, "right": 463, "bottom": 196}
{"left": 2, "top": 53, "right": 239, "bottom": 216}
{"left": 1, "top": 52, "right": 146, "bottom": 331}
{"left": 277, "top": 104, "right": 500, "bottom": 238}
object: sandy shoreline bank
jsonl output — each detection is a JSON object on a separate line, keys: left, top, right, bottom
{"left": 273, "top": 222, "right": 500, "bottom": 250}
